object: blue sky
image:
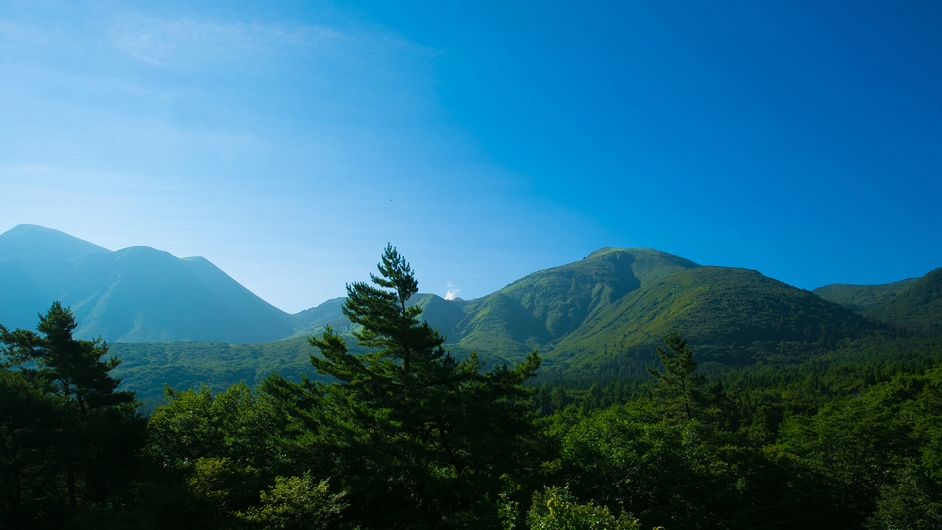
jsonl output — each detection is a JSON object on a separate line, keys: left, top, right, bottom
{"left": 2, "top": 0, "right": 941, "bottom": 313}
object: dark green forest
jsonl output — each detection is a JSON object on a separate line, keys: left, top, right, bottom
{"left": 2, "top": 247, "right": 941, "bottom": 529}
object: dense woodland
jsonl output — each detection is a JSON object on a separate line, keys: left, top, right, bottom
{"left": 2, "top": 247, "right": 941, "bottom": 529}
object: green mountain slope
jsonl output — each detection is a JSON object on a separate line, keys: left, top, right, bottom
{"left": 865, "top": 268, "right": 942, "bottom": 334}
{"left": 813, "top": 278, "right": 918, "bottom": 313}
{"left": 449, "top": 248, "right": 699, "bottom": 358}
{"left": 551, "top": 266, "right": 881, "bottom": 369}
{"left": 291, "top": 297, "right": 350, "bottom": 336}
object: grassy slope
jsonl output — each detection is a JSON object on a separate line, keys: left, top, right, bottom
{"left": 450, "top": 248, "right": 699, "bottom": 359}
{"left": 551, "top": 266, "right": 882, "bottom": 369}
{"left": 865, "top": 268, "right": 942, "bottom": 334}
{"left": 813, "top": 278, "right": 918, "bottom": 313}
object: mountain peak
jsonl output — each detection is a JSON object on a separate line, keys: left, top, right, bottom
{"left": 0, "top": 225, "right": 299, "bottom": 343}
{"left": 0, "top": 224, "right": 111, "bottom": 258}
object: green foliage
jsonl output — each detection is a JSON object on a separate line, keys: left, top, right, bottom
{"left": 646, "top": 332, "right": 707, "bottom": 422}
{"left": 776, "top": 365, "right": 942, "bottom": 528}
{"left": 237, "top": 474, "right": 346, "bottom": 530}
{"left": 0, "top": 302, "right": 144, "bottom": 528}
{"left": 7, "top": 242, "right": 942, "bottom": 529}
{"left": 813, "top": 277, "right": 918, "bottom": 313}
{"left": 865, "top": 268, "right": 942, "bottom": 335}
{"left": 146, "top": 382, "right": 282, "bottom": 472}
{"left": 526, "top": 487, "right": 639, "bottom": 530}
{"left": 286, "top": 245, "right": 543, "bottom": 528}
{"left": 187, "top": 457, "right": 263, "bottom": 519}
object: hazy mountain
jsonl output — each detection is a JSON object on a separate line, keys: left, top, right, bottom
{"left": 0, "top": 224, "right": 299, "bottom": 342}
{"left": 0, "top": 225, "right": 111, "bottom": 329}
{"left": 290, "top": 292, "right": 471, "bottom": 341}
{"left": 813, "top": 278, "right": 919, "bottom": 313}
{"left": 292, "top": 297, "right": 350, "bottom": 336}
{"left": 864, "top": 268, "right": 942, "bottom": 334}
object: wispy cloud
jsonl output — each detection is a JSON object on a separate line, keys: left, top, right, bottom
{"left": 107, "top": 16, "right": 342, "bottom": 69}
{"left": 444, "top": 282, "right": 461, "bottom": 300}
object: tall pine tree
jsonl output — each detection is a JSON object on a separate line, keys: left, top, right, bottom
{"left": 270, "top": 245, "right": 541, "bottom": 528}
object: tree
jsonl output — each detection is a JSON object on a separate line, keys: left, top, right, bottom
{"left": 647, "top": 332, "right": 707, "bottom": 422}
{"left": 0, "top": 302, "right": 143, "bottom": 523}
{"left": 275, "top": 245, "right": 541, "bottom": 527}
{"left": 526, "top": 487, "right": 639, "bottom": 530}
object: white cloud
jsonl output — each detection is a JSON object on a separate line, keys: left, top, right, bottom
{"left": 444, "top": 281, "right": 461, "bottom": 300}
{"left": 107, "top": 16, "right": 342, "bottom": 69}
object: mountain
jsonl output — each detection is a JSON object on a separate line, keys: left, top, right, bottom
{"left": 441, "top": 248, "right": 699, "bottom": 358}
{"left": 0, "top": 224, "right": 299, "bottom": 342}
{"left": 0, "top": 225, "right": 111, "bottom": 329}
{"left": 549, "top": 266, "right": 880, "bottom": 369}
{"left": 864, "top": 268, "right": 942, "bottom": 335}
{"left": 288, "top": 248, "right": 880, "bottom": 370}
{"left": 813, "top": 278, "right": 919, "bottom": 313}
{"left": 5, "top": 227, "right": 928, "bottom": 404}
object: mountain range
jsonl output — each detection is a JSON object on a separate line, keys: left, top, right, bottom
{"left": 2, "top": 224, "right": 940, "bottom": 404}
{"left": 0, "top": 225, "right": 299, "bottom": 342}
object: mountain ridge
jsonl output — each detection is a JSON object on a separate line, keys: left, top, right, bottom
{"left": 0, "top": 225, "right": 300, "bottom": 342}
{"left": 4, "top": 225, "right": 940, "bottom": 406}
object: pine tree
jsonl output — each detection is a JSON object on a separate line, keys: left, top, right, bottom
{"left": 0, "top": 302, "right": 143, "bottom": 521}
{"left": 646, "top": 332, "right": 706, "bottom": 422}
{"left": 282, "top": 245, "right": 541, "bottom": 527}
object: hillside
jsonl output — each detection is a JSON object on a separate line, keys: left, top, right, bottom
{"left": 0, "top": 225, "right": 300, "bottom": 343}
{"left": 110, "top": 337, "right": 333, "bottom": 407}
{"left": 813, "top": 278, "right": 918, "bottom": 313}
{"left": 446, "top": 248, "right": 699, "bottom": 358}
{"left": 865, "top": 268, "right": 942, "bottom": 334}
{"left": 550, "top": 266, "right": 881, "bottom": 369}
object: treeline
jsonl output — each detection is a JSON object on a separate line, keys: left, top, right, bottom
{"left": 2, "top": 248, "right": 942, "bottom": 529}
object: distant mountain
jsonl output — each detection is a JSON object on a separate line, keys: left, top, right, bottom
{"left": 0, "top": 225, "right": 111, "bottom": 330}
{"left": 289, "top": 293, "right": 472, "bottom": 342}
{"left": 813, "top": 278, "right": 919, "bottom": 313}
{"left": 291, "top": 297, "right": 350, "bottom": 336}
{"left": 864, "top": 268, "right": 942, "bottom": 335}
{"left": 0, "top": 224, "right": 299, "bottom": 342}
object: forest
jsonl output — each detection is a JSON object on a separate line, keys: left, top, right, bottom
{"left": 2, "top": 246, "right": 941, "bottom": 529}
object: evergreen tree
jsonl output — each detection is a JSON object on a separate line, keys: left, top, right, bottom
{"left": 278, "top": 245, "right": 541, "bottom": 527}
{"left": 646, "top": 332, "right": 706, "bottom": 422}
{"left": 0, "top": 302, "right": 143, "bottom": 525}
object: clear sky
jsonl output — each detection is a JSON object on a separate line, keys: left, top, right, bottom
{"left": 2, "top": 0, "right": 941, "bottom": 313}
